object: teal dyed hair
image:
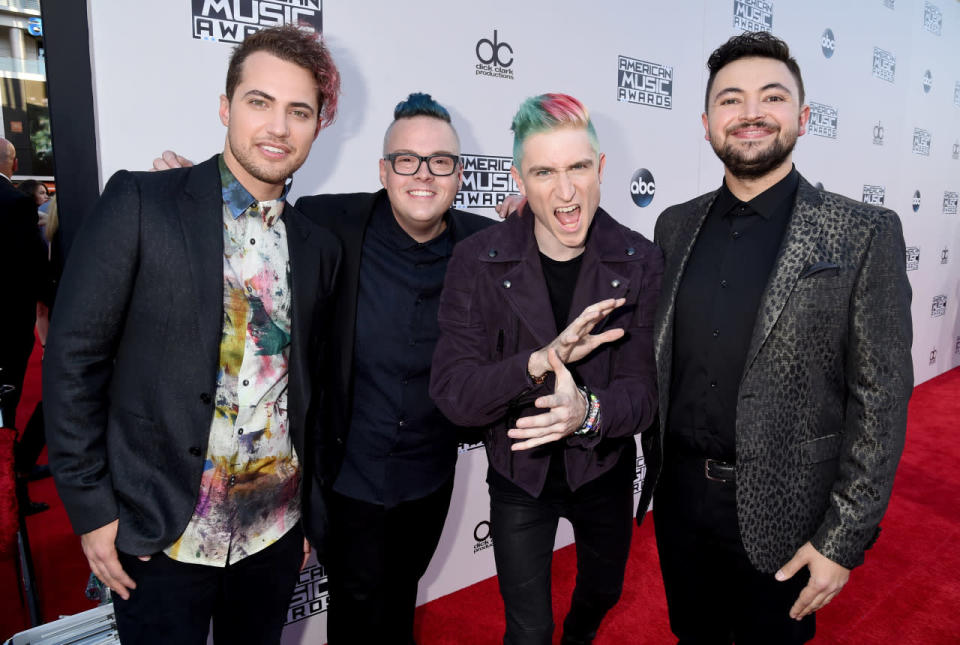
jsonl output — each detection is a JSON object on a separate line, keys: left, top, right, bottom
{"left": 511, "top": 93, "right": 599, "bottom": 169}
{"left": 383, "top": 92, "right": 460, "bottom": 153}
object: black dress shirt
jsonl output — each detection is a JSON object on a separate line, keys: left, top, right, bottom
{"left": 334, "top": 196, "right": 457, "bottom": 507}
{"left": 668, "top": 167, "right": 799, "bottom": 459}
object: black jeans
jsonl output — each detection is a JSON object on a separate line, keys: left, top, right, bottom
{"left": 654, "top": 454, "right": 815, "bottom": 645}
{"left": 326, "top": 476, "right": 454, "bottom": 645}
{"left": 488, "top": 451, "right": 634, "bottom": 645}
{"left": 112, "top": 524, "right": 304, "bottom": 645}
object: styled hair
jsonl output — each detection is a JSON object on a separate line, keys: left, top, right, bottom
{"left": 510, "top": 93, "right": 599, "bottom": 169}
{"left": 382, "top": 92, "right": 459, "bottom": 153}
{"left": 225, "top": 24, "right": 340, "bottom": 128}
{"left": 18, "top": 179, "right": 45, "bottom": 201}
{"left": 704, "top": 31, "right": 805, "bottom": 112}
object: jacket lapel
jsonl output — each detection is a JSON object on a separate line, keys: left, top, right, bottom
{"left": 176, "top": 156, "right": 225, "bottom": 370}
{"left": 741, "top": 177, "right": 825, "bottom": 379}
{"left": 567, "top": 209, "right": 633, "bottom": 330}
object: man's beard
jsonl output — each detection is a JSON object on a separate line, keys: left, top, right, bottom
{"left": 228, "top": 136, "right": 297, "bottom": 186}
{"left": 711, "top": 122, "right": 797, "bottom": 180}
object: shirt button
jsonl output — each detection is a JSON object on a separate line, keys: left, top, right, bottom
{"left": 710, "top": 381, "right": 718, "bottom": 389}
{"left": 249, "top": 238, "right": 256, "bottom": 245}
{"left": 720, "top": 280, "right": 728, "bottom": 288}
{"left": 238, "top": 428, "right": 244, "bottom": 436}
{"left": 611, "top": 279, "right": 621, "bottom": 288}
{"left": 488, "top": 249, "right": 498, "bottom": 258}
{"left": 242, "top": 379, "right": 249, "bottom": 386}
{"left": 626, "top": 247, "right": 636, "bottom": 256}
{"left": 398, "top": 420, "right": 406, "bottom": 427}
{"left": 712, "top": 329, "right": 719, "bottom": 337}
{"left": 732, "top": 231, "right": 741, "bottom": 239}
{"left": 246, "top": 285, "right": 254, "bottom": 293}
{"left": 503, "top": 280, "right": 512, "bottom": 289}
{"left": 228, "top": 475, "right": 236, "bottom": 486}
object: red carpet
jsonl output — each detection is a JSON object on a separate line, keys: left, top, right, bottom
{"left": 3, "top": 337, "right": 959, "bottom": 643}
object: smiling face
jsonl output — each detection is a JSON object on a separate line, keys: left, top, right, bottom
{"left": 702, "top": 56, "right": 809, "bottom": 180}
{"left": 511, "top": 126, "right": 605, "bottom": 261}
{"left": 219, "top": 51, "right": 321, "bottom": 201}
{"left": 379, "top": 115, "right": 462, "bottom": 242}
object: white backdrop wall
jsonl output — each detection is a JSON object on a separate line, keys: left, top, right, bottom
{"left": 84, "top": 1, "right": 959, "bottom": 642}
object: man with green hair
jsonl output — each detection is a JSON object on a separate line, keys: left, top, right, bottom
{"left": 431, "top": 93, "right": 663, "bottom": 644}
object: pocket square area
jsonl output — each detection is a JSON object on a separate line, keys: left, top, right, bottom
{"left": 800, "top": 261, "right": 841, "bottom": 279}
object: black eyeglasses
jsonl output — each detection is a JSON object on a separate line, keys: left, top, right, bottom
{"left": 384, "top": 152, "right": 460, "bottom": 176}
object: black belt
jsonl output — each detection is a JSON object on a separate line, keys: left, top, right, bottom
{"left": 704, "top": 458, "right": 735, "bottom": 483}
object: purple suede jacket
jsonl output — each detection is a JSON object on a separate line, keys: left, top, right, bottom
{"left": 429, "top": 207, "right": 663, "bottom": 497}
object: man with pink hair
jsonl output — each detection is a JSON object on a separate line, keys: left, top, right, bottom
{"left": 431, "top": 93, "right": 663, "bottom": 644}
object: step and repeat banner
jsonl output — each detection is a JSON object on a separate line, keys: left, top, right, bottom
{"left": 84, "top": 1, "right": 959, "bottom": 642}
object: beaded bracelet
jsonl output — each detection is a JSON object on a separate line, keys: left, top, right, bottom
{"left": 573, "top": 386, "right": 601, "bottom": 436}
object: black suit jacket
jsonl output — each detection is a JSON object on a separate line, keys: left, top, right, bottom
{"left": 45, "top": 156, "right": 341, "bottom": 555}
{"left": 294, "top": 189, "right": 492, "bottom": 551}
{"left": 652, "top": 175, "right": 913, "bottom": 572}
{"left": 0, "top": 176, "right": 46, "bottom": 377}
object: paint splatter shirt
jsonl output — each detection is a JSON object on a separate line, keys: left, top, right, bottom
{"left": 165, "top": 156, "right": 300, "bottom": 566}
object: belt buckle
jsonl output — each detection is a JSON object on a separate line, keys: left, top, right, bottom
{"left": 704, "top": 458, "right": 730, "bottom": 482}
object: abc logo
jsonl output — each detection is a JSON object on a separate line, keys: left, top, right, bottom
{"left": 821, "top": 29, "right": 835, "bottom": 58}
{"left": 476, "top": 30, "right": 513, "bottom": 67}
{"left": 630, "top": 168, "right": 656, "bottom": 207}
{"left": 913, "top": 190, "right": 921, "bottom": 212}
{"left": 922, "top": 70, "right": 933, "bottom": 93}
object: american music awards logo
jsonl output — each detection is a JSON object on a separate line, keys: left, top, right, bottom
{"left": 905, "top": 246, "right": 920, "bottom": 272}
{"left": 285, "top": 563, "right": 329, "bottom": 624}
{"left": 912, "top": 128, "right": 931, "bottom": 156}
{"left": 808, "top": 102, "right": 838, "bottom": 139}
{"left": 943, "top": 191, "right": 958, "bottom": 215}
{"left": 732, "top": 0, "right": 773, "bottom": 32}
{"left": 931, "top": 295, "right": 947, "bottom": 318}
{"left": 617, "top": 55, "right": 674, "bottom": 110}
{"left": 912, "top": 190, "right": 921, "bottom": 213}
{"left": 862, "top": 185, "right": 885, "bottom": 206}
{"left": 475, "top": 30, "right": 514, "bottom": 80}
{"left": 821, "top": 29, "right": 835, "bottom": 59}
{"left": 454, "top": 154, "right": 518, "bottom": 209}
{"left": 192, "top": 0, "right": 322, "bottom": 43}
{"left": 872, "top": 47, "right": 896, "bottom": 83}
{"left": 473, "top": 520, "right": 493, "bottom": 555}
{"left": 923, "top": 2, "right": 942, "bottom": 36}
{"left": 630, "top": 168, "right": 656, "bottom": 207}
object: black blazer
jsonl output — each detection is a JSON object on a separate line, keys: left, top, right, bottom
{"left": 652, "top": 175, "right": 913, "bottom": 572}
{"left": 45, "top": 156, "right": 341, "bottom": 555}
{"left": 294, "top": 190, "right": 492, "bottom": 551}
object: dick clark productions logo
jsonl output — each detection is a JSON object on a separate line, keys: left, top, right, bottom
{"left": 630, "top": 169, "right": 656, "bottom": 207}
{"left": 475, "top": 30, "right": 514, "bottom": 80}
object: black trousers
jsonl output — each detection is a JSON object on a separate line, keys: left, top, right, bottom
{"left": 112, "top": 523, "right": 303, "bottom": 645}
{"left": 654, "top": 454, "right": 815, "bottom": 645}
{"left": 326, "top": 476, "right": 454, "bottom": 645}
{"left": 0, "top": 333, "right": 32, "bottom": 428}
{"left": 488, "top": 451, "right": 634, "bottom": 645}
